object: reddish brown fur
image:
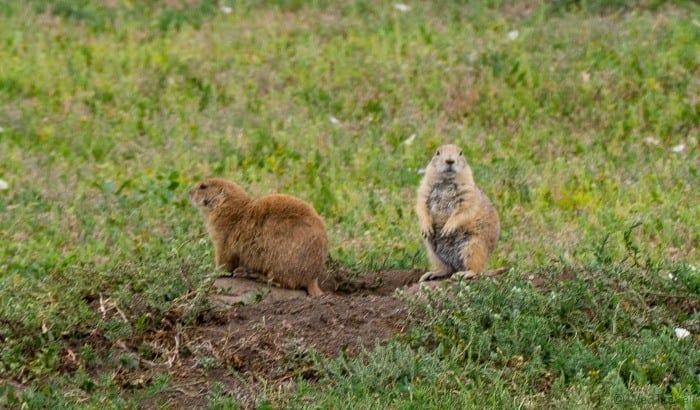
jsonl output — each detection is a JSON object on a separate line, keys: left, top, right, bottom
{"left": 190, "top": 178, "right": 327, "bottom": 296}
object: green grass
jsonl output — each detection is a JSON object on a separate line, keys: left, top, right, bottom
{"left": 1, "top": 0, "right": 699, "bottom": 407}
{"left": 289, "top": 258, "right": 699, "bottom": 408}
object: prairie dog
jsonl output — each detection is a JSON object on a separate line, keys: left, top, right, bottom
{"left": 190, "top": 178, "right": 327, "bottom": 296}
{"left": 415, "top": 144, "right": 500, "bottom": 282}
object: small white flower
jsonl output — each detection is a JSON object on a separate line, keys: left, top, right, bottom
{"left": 674, "top": 327, "right": 691, "bottom": 339}
{"left": 671, "top": 143, "right": 685, "bottom": 153}
{"left": 221, "top": 6, "right": 232, "bottom": 14}
{"left": 329, "top": 116, "right": 340, "bottom": 125}
{"left": 403, "top": 134, "right": 416, "bottom": 145}
{"left": 507, "top": 30, "right": 519, "bottom": 41}
{"left": 668, "top": 273, "right": 675, "bottom": 280}
{"left": 0, "top": 179, "right": 7, "bottom": 190}
{"left": 394, "top": 3, "right": 410, "bottom": 12}
{"left": 643, "top": 137, "right": 660, "bottom": 146}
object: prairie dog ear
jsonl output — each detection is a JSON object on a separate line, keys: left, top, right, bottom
{"left": 205, "top": 188, "right": 226, "bottom": 209}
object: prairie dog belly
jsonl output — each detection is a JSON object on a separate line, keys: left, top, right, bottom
{"left": 427, "top": 179, "right": 470, "bottom": 272}
{"left": 427, "top": 179, "right": 462, "bottom": 229}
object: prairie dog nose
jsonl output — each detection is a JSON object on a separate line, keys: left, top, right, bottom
{"left": 445, "top": 159, "right": 455, "bottom": 165}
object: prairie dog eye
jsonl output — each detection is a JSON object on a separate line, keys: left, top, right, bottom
{"left": 200, "top": 183, "right": 208, "bottom": 190}
{"left": 459, "top": 151, "right": 463, "bottom": 156}
{"left": 436, "top": 150, "right": 440, "bottom": 156}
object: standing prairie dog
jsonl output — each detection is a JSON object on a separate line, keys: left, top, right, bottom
{"left": 416, "top": 144, "right": 500, "bottom": 282}
{"left": 190, "top": 178, "right": 327, "bottom": 296}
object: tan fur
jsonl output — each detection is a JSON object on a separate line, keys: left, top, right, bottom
{"left": 190, "top": 178, "right": 327, "bottom": 296}
{"left": 415, "top": 144, "right": 500, "bottom": 282}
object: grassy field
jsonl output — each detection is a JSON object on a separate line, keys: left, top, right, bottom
{"left": 1, "top": 0, "right": 699, "bottom": 407}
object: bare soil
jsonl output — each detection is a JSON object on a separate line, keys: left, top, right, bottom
{"left": 59, "top": 269, "right": 427, "bottom": 408}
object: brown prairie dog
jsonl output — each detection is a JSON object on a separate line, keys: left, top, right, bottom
{"left": 415, "top": 144, "right": 500, "bottom": 282}
{"left": 190, "top": 177, "right": 327, "bottom": 296}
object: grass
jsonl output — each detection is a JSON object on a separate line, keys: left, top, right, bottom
{"left": 290, "top": 259, "right": 699, "bottom": 408}
{"left": 1, "top": 0, "right": 699, "bottom": 407}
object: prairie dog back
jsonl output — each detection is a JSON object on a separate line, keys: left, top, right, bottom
{"left": 190, "top": 178, "right": 328, "bottom": 296}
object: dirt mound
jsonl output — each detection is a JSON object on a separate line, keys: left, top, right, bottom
{"left": 153, "top": 295, "right": 413, "bottom": 407}
{"left": 157, "top": 269, "right": 425, "bottom": 407}
{"left": 59, "top": 269, "right": 425, "bottom": 408}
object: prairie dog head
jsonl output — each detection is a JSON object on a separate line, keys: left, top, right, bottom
{"left": 189, "top": 178, "right": 249, "bottom": 215}
{"left": 429, "top": 144, "right": 470, "bottom": 175}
